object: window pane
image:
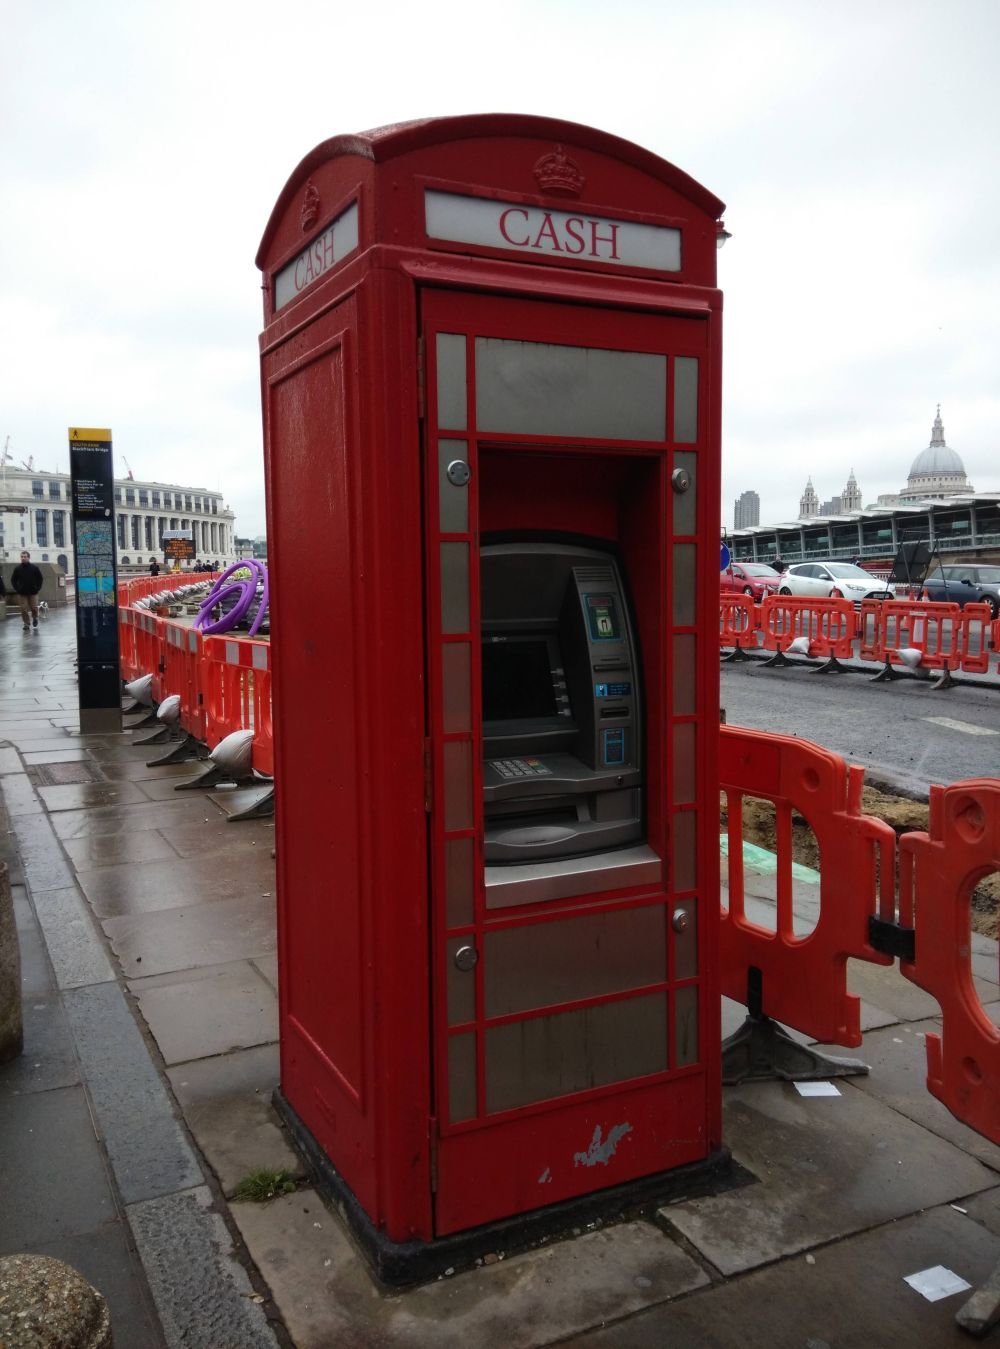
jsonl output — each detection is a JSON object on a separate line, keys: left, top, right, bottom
{"left": 436, "top": 334, "right": 468, "bottom": 431}
{"left": 673, "top": 357, "right": 699, "bottom": 442}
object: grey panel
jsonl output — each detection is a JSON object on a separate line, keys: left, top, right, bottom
{"left": 436, "top": 334, "right": 467, "bottom": 430}
{"left": 484, "top": 904, "right": 667, "bottom": 1018}
{"left": 440, "top": 542, "right": 470, "bottom": 634}
{"left": 475, "top": 338, "right": 667, "bottom": 441}
{"left": 673, "top": 356, "right": 699, "bottom": 443}
{"left": 672, "top": 634, "right": 697, "bottom": 716}
{"left": 673, "top": 723, "right": 697, "bottom": 804}
{"left": 485, "top": 844, "right": 662, "bottom": 909}
{"left": 673, "top": 897, "right": 698, "bottom": 980}
{"left": 485, "top": 993, "right": 668, "bottom": 1113}
{"left": 445, "top": 837, "right": 476, "bottom": 929}
{"left": 672, "top": 452, "right": 698, "bottom": 536}
{"left": 673, "top": 543, "right": 697, "bottom": 626}
{"left": 441, "top": 641, "right": 471, "bottom": 734}
{"left": 672, "top": 811, "right": 697, "bottom": 893}
{"left": 438, "top": 438, "right": 469, "bottom": 533}
{"left": 443, "top": 740, "right": 473, "bottom": 831}
{"left": 447, "top": 937, "right": 477, "bottom": 1026}
{"left": 448, "top": 1033, "right": 477, "bottom": 1124}
{"left": 674, "top": 985, "right": 699, "bottom": 1067}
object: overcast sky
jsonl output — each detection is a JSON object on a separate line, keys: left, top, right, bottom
{"left": 3, "top": 0, "right": 998, "bottom": 537}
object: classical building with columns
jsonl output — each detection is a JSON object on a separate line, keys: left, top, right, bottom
{"left": 0, "top": 466, "right": 237, "bottom": 574}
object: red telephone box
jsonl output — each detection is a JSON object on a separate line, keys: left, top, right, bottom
{"left": 256, "top": 115, "right": 725, "bottom": 1280}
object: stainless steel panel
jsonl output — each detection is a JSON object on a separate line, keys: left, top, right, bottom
{"left": 475, "top": 338, "right": 667, "bottom": 441}
{"left": 672, "top": 452, "right": 697, "bottom": 536}
{"left": 672, "top": 811, "right": 697, "bottom": 892}
{"left": 673, "top": 723, "right": 697, "bottom": 804}
{"left": 673, "top": 357, "right": 699, "bottom": 443}
{"left": 440, "top": 541, "right": 470, "bottom": 633}
{"left": 448, "top": 1033, "right": 477, "bottom": 1123}
{"left": 484, "top": 905, "right": 667, "bottom": 1018}
{"left": 443, "top": 740, "right": 473, "bottom": 831}
{"left": 447, "top": 936, "right": 477, "bottom": 1026}
{"left": 485, "top": 844, "right": 662, "bottom": 909}
{"left": 445, "top": 836, "right": 476, "bottom": 928}
{"left": 436, "top": 334, "right": 468, "bottom": 430}
{"left": 673, "top": 897, "right": 698, "bottom": 980}
{"left": 438, "top": 439, "right": 469, "bottom": 534}
{"left": 674, "top": 985, "right": 699, "bottom": 1067}
{"left": 441, "top": 641, "right": 471, "bottom": 734}
{"left": 485, "top": 992, "right": 668, "bottom": 1113}
{"left": 672, "top": 634, "right": 697, "bottom": 715}
{"left": 672, "top": 543, "right": 697, "bottom": 626}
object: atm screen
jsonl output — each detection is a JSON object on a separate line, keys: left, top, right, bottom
{"left": 482, "top": 638, "right": 558, "bottom": 721}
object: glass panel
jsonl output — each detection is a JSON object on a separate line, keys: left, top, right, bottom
{"left": 443, "top": 740, "right": 473, "bottom": 830}
{"left": 475, "top": 338, "right": 666, "bottom": 441}
{"left": 447, "top": 937, "right": 477, "bottom": 1026}
{"left": 673, "top": 357, "right": 699, "bottom": 442}
{"left": 673, "top": 543, "right": 697, "bottom": 626}
{"left": 440, "top": 542, "right": 470, "bottom": 634}
{"left": 673, "top": 452, "right": 697, "bottom": 536}
{"left": 485, "top": 993, "right": 668, "bottom": 1113}
{"left": 484, "top": 905, "right": 666, "bottom": 1017}
{"left": 441, "top": 642, "right": 472, "bottom": 734}
{"left": 674, "top": 985, "right": 699, "bottom": 1066}
{"left": 673, "top": 723, "right": 696, "bottom": 804}
{"left": 436, "top": 333, "right": 468, "bottom": 431}
{"left": 672, "top": 811, "right": 697, "bottom": 892}
{"left": 448, "top": 1034, "right": 477, "bottom": 1124}
{"left": 438, "top": 439, "right": 469, "bottom": 534}
{"left": 445, "top": 836, "right": 476, "bottom": 928}
{"left": 673, "top": 897, "right": 698, "bottom": 980}
{"left": 672, "top": 634, "right": 696, "bottom": 715}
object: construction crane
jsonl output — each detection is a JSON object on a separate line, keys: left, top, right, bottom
{"left": 20, "top": 456, "right": 33, "bottom": 472}
{"left": 121, "top": 456, "right": 135, "bottom": 481}
{"left": 0, "top": 437, "right": 11, "bottom": 467}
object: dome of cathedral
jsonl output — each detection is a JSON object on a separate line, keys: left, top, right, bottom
{"left": 905, "top": 406, "right": 969, "bottom": 489}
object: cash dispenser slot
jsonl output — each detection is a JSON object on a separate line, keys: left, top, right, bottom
{"left": 480, "top": 541, "right": 662, "bottom": 906}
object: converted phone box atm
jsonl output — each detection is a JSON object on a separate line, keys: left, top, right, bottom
{"left": 256, "top": 115, "right": 725, "bottom": 1279}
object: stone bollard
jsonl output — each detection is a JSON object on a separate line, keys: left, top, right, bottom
{"left": 0, "top": 1255, "right": 112, "bottom": 1347}
{"left": 0, "top": 861, "right": 23, "bottom": 1064}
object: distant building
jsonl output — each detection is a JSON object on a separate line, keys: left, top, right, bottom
{"left": 733, "top": 490, "right": 760, "bottom": 529}
{"left": 799, "top": 478, "right": 819, "bottom": 518}
{"left": 803, "top": 470, "right": 861, "bottom": 519}
{"left": 819, "top": 497, "right": 842, "bottom": 517}
{"left": 877, "top": 407, "right": 974, "bottom": 506}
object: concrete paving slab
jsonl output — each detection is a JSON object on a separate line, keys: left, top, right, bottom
{"left": 659, "top": 1079, "right": 998, "bottom": 1276}
{"left": 127, "top": 1186, "right": 278, "bottom": 1349}
{"left": 36, "top": 779, "right": 150, "bottom": 811}
{"left": 62, "top": 828, "right": 179, "bottom": 870}
{"left": 252, "top": 953, "right": 279, "bottom": 993}
{"left": 2, "top": 771, "right": 42, "bottom": 816}
{"left": 64, "top": 982, "right": 203, "bottom": 1204}
{"left": 133, "top": 773, "right": 218, "bottom": 800}
{"left": 972, "top": 946, "right": 999, "bottom": 987}
{"left": 79, "top": 852, "right": 276, "bottom": 919}
{"left": 847, "top": 956, "right": 999, "bottom": 1021}
{"left": 130, "top": 960, "right": 278, "bottom": 1064}
{"left": 17, "top": 923, "right": 53, "bottom": 996}
{"left": 102, "top": 894, "right": 277, "bottom": 979}
{"left": 232, "top": 1191, "right": 709, "bottom": 1349}
{"left": 964, "top": 1186, "right": 1000, "bottom": 1238}
{"left": 577, "top": 1203, "right": 1000, "bottom": 1348}
{"left": 51, "top": 797, "right": 226, "bottom": 839}
{"left": 101, "top": 758, "right": 214, "bottom": 782}
{"left": 32, "top": 885, "right": 116, "bottom": 988}
{"left": 166, "top": 1043, "right": 303, "bottom": 1196}
{"left": 0, "top": 992, "right": 79, "bottom": 1095}
{"left": 0, "top": 727, "right": 77, "bottom": 746}
{"left": 22, "top": 748, "right": 92, "bottom": 764}
{"left": 163, "top": 818, "right": 276, "bottom": 860}
{"left": 0, "top": 1085, "right": 117, "bottom": 1250}
{"left": 0, "top": 746, "right": 21, "bottom": 774}
{"left": 14, "top": 810, "right": 77, "bottom": 891}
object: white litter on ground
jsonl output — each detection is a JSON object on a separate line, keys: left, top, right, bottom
{"left": 794, "top": 1082, "right": 841, "bottom": 1097}
{"left": 903, "top": 1265, "right": 972, "bottom": 1302}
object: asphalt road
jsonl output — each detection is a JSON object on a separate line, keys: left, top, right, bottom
{"left": 721, "top": 657, "right": 1000, "bottom": 797}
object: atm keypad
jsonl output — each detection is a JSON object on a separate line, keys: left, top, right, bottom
{"left": 489, "top": 757, "right": 554, "bottom": 780}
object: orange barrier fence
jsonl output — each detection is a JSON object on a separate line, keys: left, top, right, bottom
{"left": 720, "top": 724, "right": 894, "bottom": 1046}
{"left": 898, "top": 781, "right": 1000, "bottom": 1145}
{"left": 161, "top": 620, "right": 208, "bottom": 743}
{"left": 719, "top": 594, "right": 757, "bottom": 657}
{"left": 758, "top": 595, "right": 855, "bottom": 669}
{"left": 202, "top": 636, "right": 274, "bottom": 776}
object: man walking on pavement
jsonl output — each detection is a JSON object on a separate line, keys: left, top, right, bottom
{"left": 11, "top": 550, "right": 43, "bottom": 630}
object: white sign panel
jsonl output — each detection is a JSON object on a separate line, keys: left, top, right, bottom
{"left": 425, "top": 190, "right": 681, "bottom": 272}
{"left": 274, "top": 202, "right": 359, "bottom": 310}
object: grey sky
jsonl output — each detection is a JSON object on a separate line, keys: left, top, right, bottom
{"left": 3, "top": 0, "right": 998, "bottom": 536}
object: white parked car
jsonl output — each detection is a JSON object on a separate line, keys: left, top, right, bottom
{"left": 778, "top": 562, "right": 895, "bottom": 603}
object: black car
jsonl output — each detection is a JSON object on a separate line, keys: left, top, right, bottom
{"left": 922, "top": 564, "right": 1000, "bottom": 618}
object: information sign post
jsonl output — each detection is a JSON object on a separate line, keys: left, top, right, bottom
{"left": 69, "top": 427, "right": 121, "bottom": 734}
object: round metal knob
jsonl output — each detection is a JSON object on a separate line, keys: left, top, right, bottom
{"left": 454, "top": 944, "right": 478, "bottom": 971}
{"left": 672, "top": 909, "right": 689, "bottom": 933}
{"left": 671, "top": 467, "right": 691, "bottom": 494}
{"left": 446, "top": 460, "right": 471, "bottom": 487}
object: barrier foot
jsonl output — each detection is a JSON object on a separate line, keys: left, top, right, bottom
{"left": 721, "top": 1014, "right": 870, "bottom": 1085}
{"left": 760, "top": 649, "right": 793, "bottom": 669}
{"left": 210, "top": 783, "right": 275, "bottom": 823}
{"left": 721, "top": 647, "right": 752, "bottom": 664}
{"left": 146, "top": 735, "right": 209, "bottom": 768}
{"left": 811, "top": 657, "right": 846, "bottom": 675}
{"left": 123, "top": 708, "right": 159, "bottom": 729}
{"left": 931, "top": 667, "right": 956, "bottom": 691}
{"left": 870, "top": 661, "right": 901, "bottom": 683}
{"left": 956, "top": 1260, "right": 1000, "bottom": 1338}
{"left": 173, "top": 763, "right": 253, "bottom": 792}
{"left": 133, "top": 723, "right": 173, "bottom": 746}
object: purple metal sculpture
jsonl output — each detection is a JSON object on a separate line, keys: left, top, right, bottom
{"left": 194, "top": 561, "right": 269, "bottom": 637}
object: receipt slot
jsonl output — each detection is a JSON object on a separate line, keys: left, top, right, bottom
{"left": 256, "top": 115, "right": 726, "bottom": 1280}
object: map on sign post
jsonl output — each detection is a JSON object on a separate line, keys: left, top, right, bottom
{"left": 69, "top": 426, "right": 121, "bottom": 731}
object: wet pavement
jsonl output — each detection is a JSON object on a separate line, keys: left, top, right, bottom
{"left": 2, "top": 604, "right": 999, "bottom": 1347}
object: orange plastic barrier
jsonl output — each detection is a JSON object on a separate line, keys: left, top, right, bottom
{"left": 720, "top": 724, "right": 894, "bottom": 1045}
{"left": 160, "top": 620, "right": 208, "bottom": 743}
{"left": 202, "top": 636, "right": 274, "bottom": 777}
{"left": 898, "top": 781, "right": 1000, "bottom": 1145}
{"left": 958, "top": 602, "right": 993, "bottom": 676}
{"left": 719, "top": 595, "right": 757, "bottom": 658}
{"left": 858, "top": 599, "right": 884, "bottom": 663}
{"left": 757, "top": 595, "right": 856, "bottom": 669}
{"left": 131, "top": 611, "right": 164, "bottom": 697}
{"left": 879, "top": 599, "right": 963, "bottom": 675}
{"left": 119, "top": 609, "right": 140, "bottom": 683}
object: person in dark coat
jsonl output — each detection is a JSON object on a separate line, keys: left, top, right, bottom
{"left": 149, "top": 559, "right": 160, "bottom": 576}
{"left": 11, "top": 551, "right": 43, "bottom": 630}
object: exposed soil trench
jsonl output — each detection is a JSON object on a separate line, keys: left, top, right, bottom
{"left": 722, "top": 785, "right": 1000, "bottom": 940}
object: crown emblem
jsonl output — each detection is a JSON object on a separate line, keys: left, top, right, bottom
{"left": 300, "top": 180, "right": 321, "bottom": 232}
{"left": 533, "top": 145, "right": 585, "bottom": 198}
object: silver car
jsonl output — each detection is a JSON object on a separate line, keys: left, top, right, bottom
{"left": 778, "top": 561, "right": 895, "bottom": 603}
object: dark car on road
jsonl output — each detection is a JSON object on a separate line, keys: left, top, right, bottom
{"left": 922, "top": 564, "right": 1000, "bottom": 617}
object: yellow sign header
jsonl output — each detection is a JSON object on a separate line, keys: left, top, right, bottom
{"left": 68, "top": 427, "right": 112, "bottom": 441}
